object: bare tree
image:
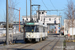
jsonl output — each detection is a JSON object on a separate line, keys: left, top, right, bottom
{"left": 3, "top": 0, "right": 19, "bottom": 43}
{"left": 8, "top": 0, "right": 18, "bottom": 43}
{"left": 65, "top": 0, "right": 75, "bottom": 39}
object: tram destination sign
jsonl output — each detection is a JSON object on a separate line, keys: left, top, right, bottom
{"left": 26, "top": 23, "right": 34, "bottom": 25}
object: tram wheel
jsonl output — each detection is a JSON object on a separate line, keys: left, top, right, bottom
{"left": 24, "top": 39, "right": 29, "bottom": 43}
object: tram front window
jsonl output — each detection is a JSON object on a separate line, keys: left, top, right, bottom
{"left": 25, "top": 26, "right": 39, "bottom": 32}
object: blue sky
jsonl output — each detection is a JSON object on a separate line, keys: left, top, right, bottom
{"left": 0, "top": 0, "right": 75, "bottom": 25}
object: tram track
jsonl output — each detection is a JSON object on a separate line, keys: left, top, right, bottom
{"left": 38, "top": 38, "right": 60, "bottom": 50}
{"left": 7, "top": 43, "right": 33, "bottom": 49}
{"left": 38, "top": 38, "right": 56, "bottom": 50}
{"left": 8, "top": 41, "right": 43, "bottom": 49}
{"left": 19, "top": 37, "right": 59, "bottom": 50}
{"left": 20, "top": 40, "right": 46, "bottom": 49}
{"left": 1, "top": 35, "right": 60, "bottom": 50}
{"left": 16, "top": 44, "right": 33, "bottom": 48}
{"left": 50, "top": 38, "right": 60, "bottom": 50}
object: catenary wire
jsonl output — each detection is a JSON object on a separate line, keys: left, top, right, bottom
{"left": 42, "top": 0, "right": 49, "bottom": 10}
{"left": 49, "top": 0, "right": 56, "bottom": 10}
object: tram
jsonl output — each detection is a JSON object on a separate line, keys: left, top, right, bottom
{"left": 23, "top": 22, "right": 48, "bottom": 42}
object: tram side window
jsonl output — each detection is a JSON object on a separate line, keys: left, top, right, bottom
{"left": 45, "top": 28, "right": 47, "bottom": 32}
{"left": 39, "top": 26, "right": 42, "bottom": 32}
{"left": 35, "top": 26, "right": 39, "bottom": 32}
{"left": 34, "top": 26, "right": 39, "bottom": 32}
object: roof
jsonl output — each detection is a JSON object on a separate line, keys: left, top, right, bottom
{"left": 36, "top": 10, "right": 47, "bottom": 13}
{"left": 22, "top": 15, "right": 37, "bottom": 18}
{"left": 22, "top": 15, "right": 61, "bottom": 18}
{"left": 44, "top": 15, "right": 61, "bottom": 18}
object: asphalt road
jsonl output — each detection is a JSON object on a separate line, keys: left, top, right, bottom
{"left": 0, "top": 33, "right": 65, "bottom": 50}
{"left": 0, "top": 33, "right": 24, "bottom": 44}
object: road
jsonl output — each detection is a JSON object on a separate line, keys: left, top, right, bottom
{"left": 0, "top": 33, "right": 24, "bottom": 44}
{"left": 0, "top": 33, "right": 65, "bottom": 50}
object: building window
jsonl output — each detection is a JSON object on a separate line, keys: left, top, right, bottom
{"left": 27, "top": 18, "right": 28, "bottom": 20}
{"left": 23, "top": 19, "right": 24, "bottom": 21}
{"left": 54, "top": 20, "right": 56, "bottom": 24}
{"left": 49, "top": 18, "right": 51, "bottom": 21}
{"left": 42, "top": 12, "right": 44, "bottom": 14}
{"left": 39, "top": 12, "right": 41, "bottom": 14}
{"left": 54, "top": 18, "right": 56, "bottom": 20}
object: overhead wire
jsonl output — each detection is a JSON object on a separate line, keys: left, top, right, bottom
{"left": 42, "top": 0, "right": 49, "bottom": 10}
{"left": 49, "top": 0, "right": 56, "bottom": 10}
{"left": 29, "top": 0, "right": 38, "bottom": 15}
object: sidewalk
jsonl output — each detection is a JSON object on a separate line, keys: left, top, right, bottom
{"left": 66, "top": 42, "right": 75, "bottom": 50}
{"left": 64, "top": 36, "right": 75, "bottom": 50}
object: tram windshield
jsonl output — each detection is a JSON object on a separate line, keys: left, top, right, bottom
{"left": 25, "top": 25, "right": 39, "bottom": 32}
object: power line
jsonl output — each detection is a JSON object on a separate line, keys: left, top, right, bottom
{"left": 49, "top": 0, "right": 56, "bottom": 9}
{"left": 32, "top": 10, "right": 64, "bottom": 11}
{"left": 42, "top": 0, "right": 49, "bottom": 10}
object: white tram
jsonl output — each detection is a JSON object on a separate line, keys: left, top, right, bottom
{"left": 23, "top": 22, "right": 48, "bottom": 42}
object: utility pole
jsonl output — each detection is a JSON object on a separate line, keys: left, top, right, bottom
{"left": 19, "top": 8, "right": 20, "bottom": 32}
{"left": 26, "top": 0, "right": 27, "bottom": 20}
{"left": 38, "top": 5, "right": 40, "bottom": 21}
{"left": 31, "top": 5, "right": 40, "bottom": 22}
{"left": 59, "top": 16, "right": 61, "bottom": 36}
{"left": 59, "top": 13, "right": 62, "bottom": 27}
{"left": 6, "top": 0, "right": 9, "bottom": 45}
{"left": 61, "top": 17, "right": 62, "bottom": 27}
{"left": 30, "top": 0, "right": 32, "bottom": 22}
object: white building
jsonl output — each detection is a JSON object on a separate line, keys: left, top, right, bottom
{"left": 64, "top": 19, "right": 75, "bottom": 35}
{"left": 22, "top": 10, "right": 61, "bottom": 33}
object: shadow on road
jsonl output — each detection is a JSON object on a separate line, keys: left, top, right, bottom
{"left": 0, "top": 39, "right": 25, "bottom": 45}
{"left": 0, "top": 39, "right": 37, "bottom": 45}
{"left": 48, "top": 33, "right": 60, "bottom": 35}
{"left": 0, "top": 48, "right": 34, "bottom": 50}
{"left": 13, "top": 39, "right": 25, "bottom": 44}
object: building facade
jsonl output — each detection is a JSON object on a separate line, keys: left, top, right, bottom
{"left": 64, "top": 19, "right": 75, "bottom": 35}
{"left": 22, "top": 10, "right": 61, "bottom": 33}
